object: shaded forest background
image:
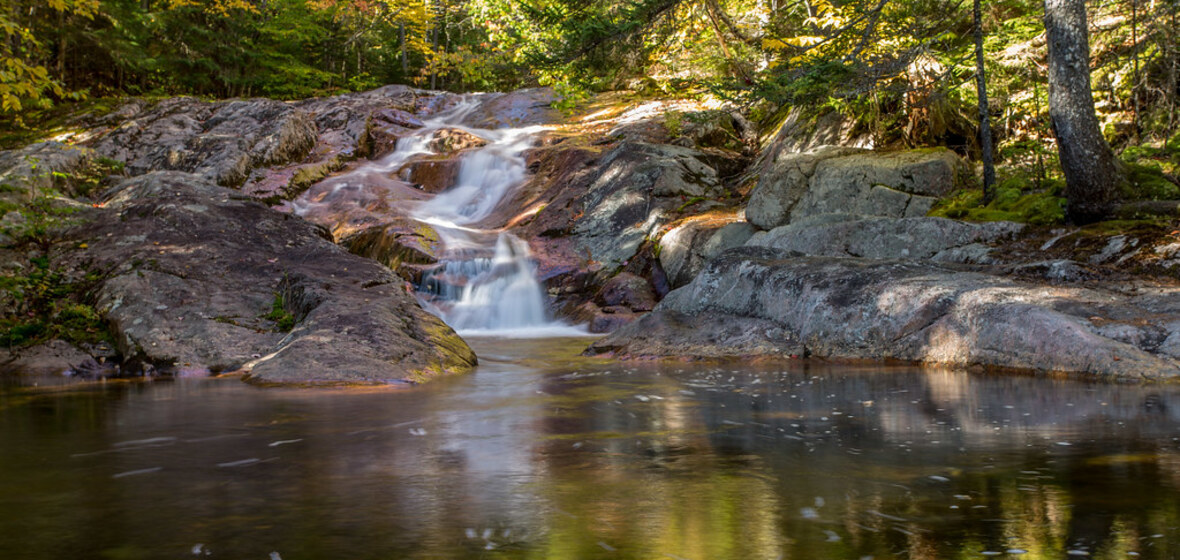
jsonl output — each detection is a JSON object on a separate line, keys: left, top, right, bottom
{"left": 3, "top": 0, "right": 1180, "bottom": 216}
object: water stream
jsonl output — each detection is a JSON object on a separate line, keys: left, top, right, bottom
{"left": 294, "top": 96, "right": 576, "bottom": 336}
{"left": 4, "top": 337, "right": 1180, "bottom": 559}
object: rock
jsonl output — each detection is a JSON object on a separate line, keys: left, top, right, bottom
{"left": 1089, "top": 235, "right": 1138, "bottom": 265}
{"left": 288, "top": 167, "right": 429, "bottom": 239}
{"left": 1008, "top": 259, "right": 1096, "bottom": 283}
{"left": 58, "top": 171, "right": 475, "bottom": 384}
{"left": 659, "top": 217, "right": 756, "bottom": 288}
{"left": 459, "top": 88, "right": 560, "bottom": 129}
{"left": 588, "top": 246, "right": 1180, "bottom": 380}
{"left": 762, "top": 106, "right": 874, "bottom": 156}
{"left": 570, "top": 301, "right": 641, "bottom": 333}
{"left": 746, "top": 215, "right": 1022, "bottom": 263}
{"left": 598, "top": 272, "right": 657, "bottom": 311}
{"left": 400, "top": 157, "right": 461, "bottom": 193}
{"left": 676, "top": 110, "right": 757, "bottom": 154}
{"left": 89, "top": 98, "right": 317, "bottom": 188}
{"left": 0, "top": 142, "right": 95, "bottom": 198}
{"left": 746, "top": 147, "right": 968, "bottom": 230}
{"left": 588, "top": 309, "right": 803, "bottom": 358}
{"left": 570, "top": 142, "right": 724, "bottom": 269}
{"left": 340, "top": 219, "right": 443, "bottom": 270}
{"left": 427, "top": 128, "right": 488, "bottom": 153}
{"left": 0, "top": 339, "right": 93, "bottom": 376}
{"left": 745, "top": 146, "right": 865, "bottom": 230}
{"left": 375, "top": 108, "right": 425, "bottom": 129}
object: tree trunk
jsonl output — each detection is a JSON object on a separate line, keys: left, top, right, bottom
{"left": 399, "top": 22, "right": 408, "bottom": 76}
{"left": 1043, "top": 0, "right": 1126, "bottom": 223}
{"left": 974, "top": 0, "right": 996, "bottom": 202}
{"left": 1130, "top": 0, "right": 1141, "bottom": 144}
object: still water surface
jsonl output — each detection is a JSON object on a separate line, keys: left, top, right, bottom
{"left": 2, "top": 337, "right": 1179, "bottom": 559}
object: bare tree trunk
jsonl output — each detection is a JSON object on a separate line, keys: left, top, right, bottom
{"left": 1044, "top": 0, "right": 1126, "bottom": 223}
{"left": 1131, "top": 0, "right": 1142, "bottom": 144}
{"left": 974, "top": 0, "right": 996, "bottom": 202}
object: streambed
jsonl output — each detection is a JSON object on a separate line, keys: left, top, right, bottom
{"left": 2, "top": 337, "right": 1179, "bottom": 559}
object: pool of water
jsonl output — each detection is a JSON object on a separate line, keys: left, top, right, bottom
{"left": 2, "top": 337, "right": 1179, "bottom": 559}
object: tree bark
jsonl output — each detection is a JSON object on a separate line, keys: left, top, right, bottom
{"left": 974, "top": 0, "right": 996, "bottom": 202}
{"left": 1043, "top": 0, "right": 1126, "bottom": 223}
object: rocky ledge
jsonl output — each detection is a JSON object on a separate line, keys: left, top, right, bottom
{"left": 587, "top": 246, "right": 1180, "bottom": 380}
{"left": 55, "top": 171, "right": 476, "bottom": 385}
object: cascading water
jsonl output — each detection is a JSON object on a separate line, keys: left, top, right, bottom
{"left": 322, "top": 96, "right": 578, "bottom": 335}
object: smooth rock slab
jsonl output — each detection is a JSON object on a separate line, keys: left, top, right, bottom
{"left": 588, "top": 246, "right": 1180, "bottom": 380}
{"left": 59, "top": 171, "right": 475, "bottom": 384}
{"left": 747, "top": 215, "right": 1023, "bottom": 264}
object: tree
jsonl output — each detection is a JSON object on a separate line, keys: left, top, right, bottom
{"left": 1043, "top": 0, "right": 1126, "bottom": 223}
{"left": 973, "top": 0, "right": 995, "bottom": 202}
{"left": 0, "top": 0, "right": 98, "bottom": 115}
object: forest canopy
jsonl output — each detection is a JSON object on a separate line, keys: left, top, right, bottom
{"left": 3, "top": 0, "right": 1178, "bottom": 161}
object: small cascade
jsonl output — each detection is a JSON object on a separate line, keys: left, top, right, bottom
{"left": 317, "top": 94, "right": 579, "bottom": 335}
{"left": 425, "top": 234, "right": 548, "bottom": 331}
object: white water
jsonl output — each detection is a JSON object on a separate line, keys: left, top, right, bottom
{"left": 324, "top": 96, "right": 585, "bottom": 336}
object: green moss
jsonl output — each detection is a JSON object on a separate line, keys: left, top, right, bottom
{"left": 663, "top": 110, "right": 684, "bottom": 137}
{"left": 1121, "top": 162, "right": 1180, "bottom": 201}
{"left": 262, "top": 293, "right": 296, "bottom": 332}
{"left": 283, "top": 157, "right": 347, "bottom": 200}
{"left": 930, "top": 175, "right": 1066, "bottom": 226}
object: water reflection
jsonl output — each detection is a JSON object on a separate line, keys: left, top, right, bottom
{"left": 2, "top": 339, "right": 1179, "bottom": 559}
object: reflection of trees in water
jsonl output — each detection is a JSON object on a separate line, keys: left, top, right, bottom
{"left": 533, "top": 361, "right": 1180, "bottom": 558}
{"left": 5, "top": 358, "right": 1180, "bottom": 559}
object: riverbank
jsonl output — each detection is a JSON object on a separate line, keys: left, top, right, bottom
{"left": 1, "top": 86, "right": 1179, "bottom": 383}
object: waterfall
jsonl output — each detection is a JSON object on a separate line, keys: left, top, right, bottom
{"left": 345, "top": 96, "right": 582, "bottom": 336}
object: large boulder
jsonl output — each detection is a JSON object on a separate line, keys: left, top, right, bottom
{"left": 569, "top": 142, "right": 726, "bottom": 269}
{"left": 588, "top": 246, "right": 1180, "bottom": 380}
{"left": 57, "top": 171, "right": 475, "bottom": 384}
{"left": 746, "top": 147, "right": 969, "bottom": 230}
{"left": 746, "top": 215, "right": 1023, "bottom": 264}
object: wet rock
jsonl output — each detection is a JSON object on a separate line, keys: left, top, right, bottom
{"left": 0, "top": 339, "right": 93, "bottom": 376}
{"left": 571, "top": 301, "right": 641, "bottom": 333}
{"left": 375, "top": 108, "right": 425, "bottom": 129}
{"left": 58, "top": 171, "right": 475, "bottom": 384}
{"left": 400, "top": 157, "right": 461, "bottom": 193}
{"left": 588, "top": 246, "right": 1180, "bottom": 380}
{"left": 459, "top": 88, "right": 560, "bottom": 129}
{"left": 746, "top": 147, "right": 968, "bottom": 230}
{"left": 427, "top": 128, "right": 488, "bottom": 153}
{"left": 340, "top": 219, "right": 443, "bottom": 270}
{"left": 659, "top": 217, "right": 756, "bottom": 288}
{"left": 746, "top": 215, "right": 1022, "bottom": 263}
